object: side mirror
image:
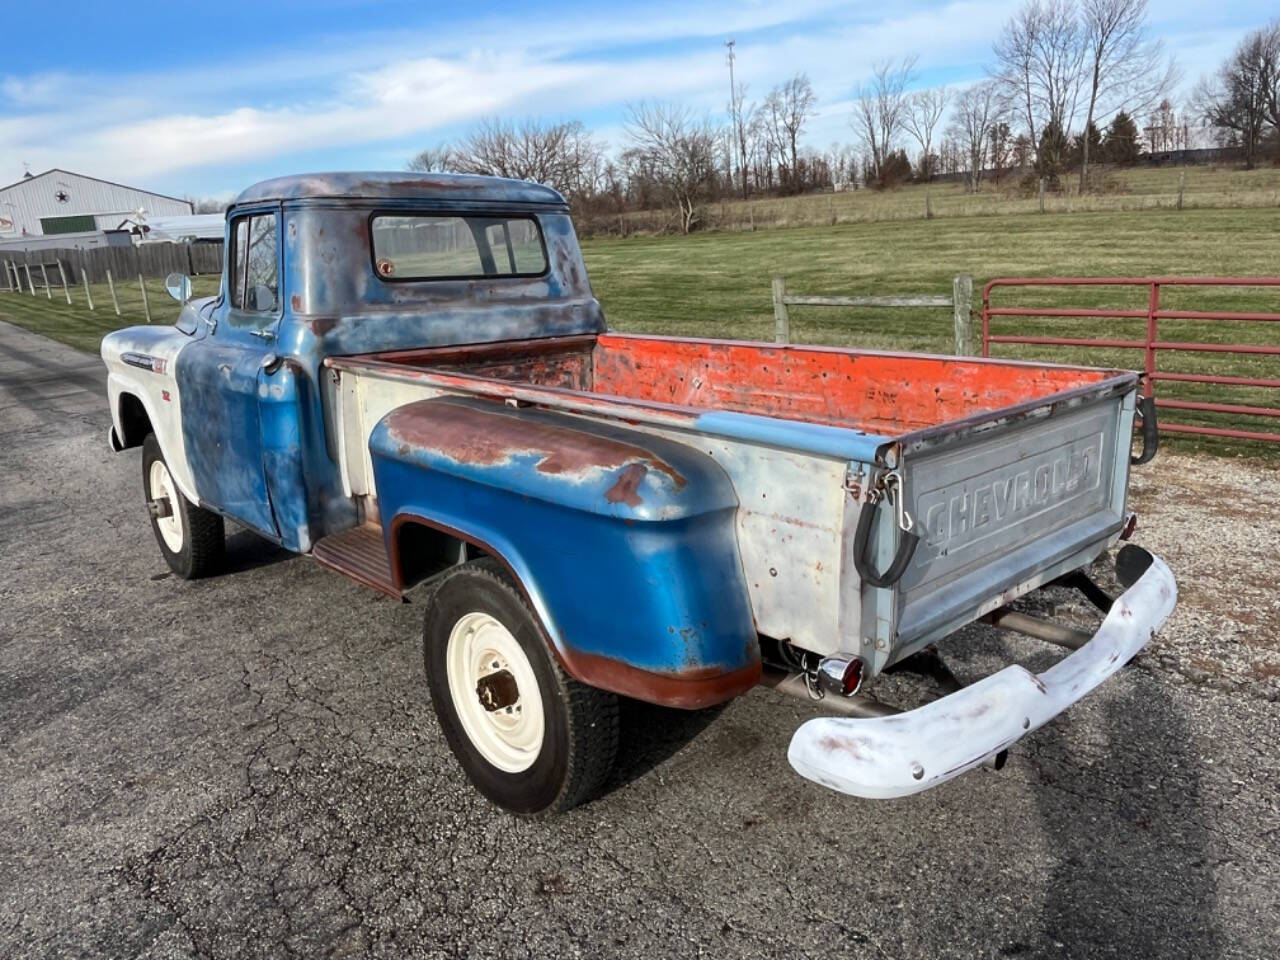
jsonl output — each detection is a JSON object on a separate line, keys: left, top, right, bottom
{"left": 165, "top": 272, "right": 193, "bottom": 303}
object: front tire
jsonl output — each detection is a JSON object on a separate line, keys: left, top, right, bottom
{"left": 424, "top": 558, "right": 618, "bottom": 816}
{"left": 142, "top": 433, "right": 224, "bottom": 579}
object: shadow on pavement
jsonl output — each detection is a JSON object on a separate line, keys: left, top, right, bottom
{"left": 221, "top": 527, "right": 295, "bottom": 575}
{"left": 1028, "top": 677, "right": 1222, "bottom": 957}
{"left": 608, "top": 698, "right": 727, "bottom": 791}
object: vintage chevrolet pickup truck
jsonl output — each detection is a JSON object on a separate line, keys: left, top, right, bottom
{"left": 101, "top": 172, "right": 1176, "bottom": 814}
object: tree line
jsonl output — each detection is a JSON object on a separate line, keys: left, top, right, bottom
{"left": 405, "top": 1, "right": 1279, "bottom": 232}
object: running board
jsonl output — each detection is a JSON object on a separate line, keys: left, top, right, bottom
{"left": 311, "top": 523, "right": 401, "bottom": 600}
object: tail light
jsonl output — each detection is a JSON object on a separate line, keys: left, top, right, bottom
{"left": 817, "top": 656, "right": 865, "bottom": 697}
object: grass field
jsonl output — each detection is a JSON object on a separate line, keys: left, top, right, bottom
{"left": 593, "top": 163, "right": 1280, "bottom": 235}
{"left": 2, "top": 198, "right": 1276, "bottom": 453}
{"left": 0, "top": 273, "right": 221, "bottom": 354}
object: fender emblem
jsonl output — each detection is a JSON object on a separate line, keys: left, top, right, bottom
{"left": 121, "top": 352, "right": 166, "bottom": 375}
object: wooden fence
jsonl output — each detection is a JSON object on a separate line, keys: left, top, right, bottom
{"left": 771, "top": 274, "right": 976, "bottom": 355}
{"left": 0, "top": 241, "right": 223, "bottom": 287}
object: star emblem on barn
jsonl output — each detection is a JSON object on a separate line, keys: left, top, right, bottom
{"left": 55, "top": 189, "right": 70, "bottom": 203}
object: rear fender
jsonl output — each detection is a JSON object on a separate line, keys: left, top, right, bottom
{"left": 370, "top": 396, "right": 761, "bottom": 708}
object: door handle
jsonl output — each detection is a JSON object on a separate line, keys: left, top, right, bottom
{"left": 249, "top": 329, "right": 276, "bottom": 340}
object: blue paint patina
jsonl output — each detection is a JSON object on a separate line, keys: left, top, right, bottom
{"left": 368, "top": 397, "right": 759, "bottom": 680}
{"left": 694, "top": 410, "right": 892, "bottom": 465}
{"left": 169, "top": 173, "right": 600, "bottom": 552}
{"left": 175, "top": 333, "right": 281, "bottom": 540}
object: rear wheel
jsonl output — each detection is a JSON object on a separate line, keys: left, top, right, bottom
{"left": 423, "top": 558, "right": 618, "bottom": 816}
{"left": 142, "top": 433, "right": 224, "bottom": 579}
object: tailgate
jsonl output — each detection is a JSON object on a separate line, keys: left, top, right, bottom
{"left": 893, "top": 385, "right": 1136, "bottom": 648}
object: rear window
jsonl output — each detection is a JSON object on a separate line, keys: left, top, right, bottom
{"left": 370, "top": 214, "right": 547, "bottom": 281}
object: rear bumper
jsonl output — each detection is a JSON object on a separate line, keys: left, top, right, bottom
{"left": 787, "top": 554, "right": 1176, "bottom": 799}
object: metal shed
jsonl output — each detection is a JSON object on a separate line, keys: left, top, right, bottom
{"left": 0, "top": 169, "right": 193, "bottom": 247}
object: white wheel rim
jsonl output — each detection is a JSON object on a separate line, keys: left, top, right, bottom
{"left": 446, "top": 611, "right": 545, "bottom": 773}
{"left": 148, "top": 459, "right": 184, "bottom": 554}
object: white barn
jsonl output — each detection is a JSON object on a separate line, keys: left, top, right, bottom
{"left": 0, "top": 169, "right": 193, "bottom": 249}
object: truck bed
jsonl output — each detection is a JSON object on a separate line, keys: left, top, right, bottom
{"left": 326, "top": 333, "right": 1138, "bottom": 672}
{"left": 355, "top": 332, "right": 1117, "bottom": 437}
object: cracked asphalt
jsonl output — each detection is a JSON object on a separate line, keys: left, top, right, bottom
{"left": 1, "top": 317, "right": 1277, "bottom": 959}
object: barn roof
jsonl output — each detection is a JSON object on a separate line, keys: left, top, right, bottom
{"left": 0, "top": 168, "right": 191, "bottom": 205}
{"left": 233, "top": 171, "right": 565, "bottom": 207}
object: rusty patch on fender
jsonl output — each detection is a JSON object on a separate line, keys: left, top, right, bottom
{"left": 604, "top": 462, "right": 648, "bottom": 506}
{"left": 384, "top": 398, "right": 686, "bottom": 489}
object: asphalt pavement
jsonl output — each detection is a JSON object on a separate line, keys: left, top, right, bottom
{"left": 1, "top": 317, "right": 1276, "bottom": 959}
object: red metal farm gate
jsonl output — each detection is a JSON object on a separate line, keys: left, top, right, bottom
{"left": 981, "top": 277, "right": 1280, "bottom": 443}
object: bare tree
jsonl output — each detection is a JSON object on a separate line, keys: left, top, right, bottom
{"left": 949, "top": 81, "right": 1008, "bottom": 191}
{"left": 903, "top": 87, "right": 950, "bottom": 180}
{"left": 761, "top": 74, "right": 818, "bottom": 192}
{"left": 994, "top": 2, "right": 1043, "bottom": 153}
{"left": 1077, "top": 0, "right": 1177, "bottom": 190}
{"left": 1192, "top": 23, "right": 1280, "bottom": 168}
{"left": 451, "top": 119, "right": 605, "bottom": 199}
{"left": 623, "top": 101, "right": 721, "bottom": 233}
{"left": 851, "top": 57, "right": 918, "bottom": 187}
{"left": 994, "top": 1, "right": 1087, "bottom": 176}
{"left": 407, "top": 146, "right": 460, "bottom": 173}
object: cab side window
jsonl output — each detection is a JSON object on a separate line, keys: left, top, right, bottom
{"left": 229, "top": 213, "right": 278, "bottom": 313}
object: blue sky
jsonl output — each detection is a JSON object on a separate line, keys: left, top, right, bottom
{"left": 1, "top": 0, "right": 1273, "bottom": 199}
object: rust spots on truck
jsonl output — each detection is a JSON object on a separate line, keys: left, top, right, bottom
{"left": 307, "top": 316, "right": 340, "bottom": 337}
{"left": 604, "top": 462, "right": 647, "bottom": 506}
{"left": 383, "top": 398, "right": 687, "bottom": 498}
{"left": 559, "top": 646, "right": 761, "bottom": 710}
{"left": 818, "top": 733, "right": 869, "bottom": 760}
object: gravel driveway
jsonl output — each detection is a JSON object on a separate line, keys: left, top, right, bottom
{"left": 1, "top": 317, "right": 1277, "bottom": 959}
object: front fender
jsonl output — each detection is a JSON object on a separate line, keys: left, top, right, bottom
{"left": 370, "top": 396, "right": 761, "bottom": 708}
{"left": 101, "top": 325, "right": 199, "bottom": 504}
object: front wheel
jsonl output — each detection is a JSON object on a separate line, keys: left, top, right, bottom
{"left": 423, "top": 558, "right": 618, "bottom": 816}
{"left": 142, "top": 433, "right": 224, "bottom": 579}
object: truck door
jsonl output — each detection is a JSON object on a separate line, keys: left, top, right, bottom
{"left": 175, "top": 207, "right": 282, "bottom": 538}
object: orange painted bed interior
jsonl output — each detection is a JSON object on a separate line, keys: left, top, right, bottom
{"left": 373, "top": 333, "right": 1116, "bottom": 435}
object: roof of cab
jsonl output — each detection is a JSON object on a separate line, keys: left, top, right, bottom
{"left": 233, "top": 172, "right": 566, "bottom": 207}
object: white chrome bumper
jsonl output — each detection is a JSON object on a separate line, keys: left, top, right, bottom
{"left": 787, "top": 555, "right": 1177, "bottom": 799}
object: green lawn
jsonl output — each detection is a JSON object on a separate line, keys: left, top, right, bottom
{"left": 0, "top": 273, "right": 221, "bottom": 354}
{"left": 2, "top": 203, "right": 1276, "bottom": 453}
{"left": 610, "top": 163, "right": 1280, "bottom": 234}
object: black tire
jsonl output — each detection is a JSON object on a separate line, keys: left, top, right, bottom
{"left": 141, "top": 433, "right": 225, "bottom": 579}
{"left": 424, "top": 558, "right": 619, "bottom": 816}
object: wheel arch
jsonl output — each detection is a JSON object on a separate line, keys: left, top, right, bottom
{"left": 370, "top": 397, "right": 762, "bottom": 710}
{"left": 115, "top": 391, "right": 153, "bottom": 449}
{"left": 384, "top": 504, "right": 761, "bottom": 710}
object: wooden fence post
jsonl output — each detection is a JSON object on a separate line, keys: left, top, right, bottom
{"left": 772, "top": 276, "right": 790, "bottom": 344}
{"left": 1176, "top": 169, "right": 1186, "bottom": 211}
{"left": 82, "top": 269, "right": 95, "bottom": 310}
{"left": 1038, "top": 178, "right": 1046, "bottom": 214}
{"left": 952, "top": 273, "right": 975, "bottom": 356}
{"left": 57, "top": 259, "right": 71, "bottom": 304}
{"left": 40, "top": 263, "right": 51, "bottom": 299}
{"left": 107, "top": 270, "right": 120, "bottom": 315}
{"left": 139, "top": 274, "right": 151, "bottom": 322}
{"left": 2, "top": 260, "right": 11, "bottom": 292}
{"left": 25, "top": 263, "right": 36, "bottom": 296}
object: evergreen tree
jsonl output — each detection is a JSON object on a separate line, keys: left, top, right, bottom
{"left": 1104, "top": 111, "right": 1141, "bottom": 164}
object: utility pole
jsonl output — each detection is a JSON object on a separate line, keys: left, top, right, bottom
{"left": 725, "top": 39, "right": 748, "bottom": 199}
